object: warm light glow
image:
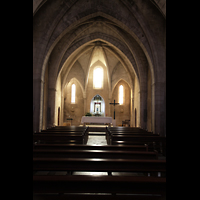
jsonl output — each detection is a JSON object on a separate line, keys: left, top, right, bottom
{"left": 71, "top": 84, "right": 76, "bottom": 103}
{"left": 93, "top": 67, "right": 103, "bottom": 89}
{"left": 119, "top": 85, "right": 123, "bottom": 105}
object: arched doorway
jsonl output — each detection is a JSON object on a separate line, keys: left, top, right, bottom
{"left": 90, "top": 95, "right": 105, "bottom": 116}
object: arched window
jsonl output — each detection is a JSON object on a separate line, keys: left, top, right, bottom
{"left": 119, "top": 85, "right": 123, "bottom": 105}
{"left": 71, "top": 84, "right": 76, "bottom": 103}
{"left": 93, "top": 67, "right": 103, "bottom": 89}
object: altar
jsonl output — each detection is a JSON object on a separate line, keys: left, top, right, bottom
{"left": 81, "top": 116, "right": 112, "bottom": 126}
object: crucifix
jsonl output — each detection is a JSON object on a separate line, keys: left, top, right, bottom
{"left": 109, "top": 99, "right": 119, "bottom": 119}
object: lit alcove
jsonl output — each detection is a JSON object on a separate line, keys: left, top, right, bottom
{"left": 90, "top": 94, "right": 105, "bottom": 116}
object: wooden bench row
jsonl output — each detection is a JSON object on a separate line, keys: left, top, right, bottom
{"left": 33, "top": 149, "right": 158, "bottom": 159}
{"left": 41, "top": 126, "right": 88, "bottom": 133}
{"left": 33, "top": 157, "right": 166, "bottom": 175}
{"left": 33, "top": 143, "right": 148, "bottom": 151}
{"left": 33, "top": 127, "right": 89, "bottom": 144}
{"left": 33, "top": 193, "right": 165, "bottom": 200}
{"left": 106, "top": 127, "right": 154, "bottom": 141}
{"left": 33, "top": 133, "right": 88, "bottom": 144}
{"left": 33, "top": 126, "right": 166, "bottom": 199}
{"left": 105, "top": 127, "right": 166, "bottom": 155}
{"left": 33, "top": 175, "right": 166, "bottom": 199}
{"left": 106, "top": 127, "right": 152, "bottom": 133}
{"left": 111, "top": 135, "right": 166, "bottom": 155}
{"left": 43, "top": 126, "right": 88, "bottom": 130}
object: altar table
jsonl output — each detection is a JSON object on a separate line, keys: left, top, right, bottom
{"left": 81, "top": 116, "right": 112, "bottom": 126}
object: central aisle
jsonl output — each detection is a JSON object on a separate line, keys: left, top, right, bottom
{"left": 86, "top": 133, "right": 107, "bottom": 145}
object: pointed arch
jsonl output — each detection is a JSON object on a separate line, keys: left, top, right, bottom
{"left": 111, "top": 78, "right": 132, "bottom": 96}
{"left": 64, "top": 77, "right": 85, "bottom": 97}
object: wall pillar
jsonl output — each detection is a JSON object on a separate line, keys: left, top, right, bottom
{"left": 47, "top": 88, "right": 56, "bottom": 128}
{"left": 139, "top": 80, "right": 147, "bottom": 130}
{"left": 33, "top": 78, "right": 44, "bottom": 132}
{"left": 152, "top": 82, "right": 166, "bottom": 136}
{"left": 130, "top": 89, "right": 134, "bottom": 127}
{"left": 84, "top": 97, "right": 87, "bottom": 115}
{"left": 60, "top": 93, "right": 64, "bottom": 125}
{"left": 139, "top": 90, "right": 147, "bottom": 130}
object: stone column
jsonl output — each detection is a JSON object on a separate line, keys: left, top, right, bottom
{"left": 139, "top": 90, "right": 147, "bottom": 130}
{"left": 139, "top": 81, "right": 147, "bottom": 130}
{"left": 33, "top": 78, "right": 44, "bottom": 132}
{"left": 152, "top": 82, "right": 166, "bottom": 136}
{"left": 130, "top": 96, "right": 134, "bottom": 127}
{"left": 60, "top": 93, "right": 64, "bottom": 125}
{"left": 84, "top": 97, "right": 87, "bottom": 115}
{"left": 47, "top": 88, "right": 56, "bottom": 128}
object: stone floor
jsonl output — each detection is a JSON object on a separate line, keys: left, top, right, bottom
{"left": 86, "top": 133, "right": 107, "bottom": 145}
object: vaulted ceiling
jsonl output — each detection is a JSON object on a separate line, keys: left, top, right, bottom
{"left": 33, "top": 0, "right": 166, "bottom": 91}
{"left": 33, "top": 0, "right": 166, "bottom": 134}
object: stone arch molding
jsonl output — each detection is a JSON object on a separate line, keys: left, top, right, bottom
{"left": 33, "top": 0, "right": 166, "bottom": 136}
{"left": 59, "top": 37, "right": 137, "bottom": 93}
{"left": 38, "top": 6, "right": 158, "bottom": 85}
{"left": 111, "top": 78, "right": 132, "bottom": 97}
{"left": 63, "top": 77, "right": 85, "bottom": 99}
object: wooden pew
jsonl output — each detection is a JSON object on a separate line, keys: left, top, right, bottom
{"left": 44, "top": 126, "right": 87, "bottom": 129}
{"left": 33, "top": 133, "right": 87, "bottom": 144}
{"left": 38, "top": 131, "right": 88, "bottom": 137}
{"left": 110, "top": 135, "right": 164, "bottom": 143}
{"left": 34, "top": 126, "right": 89, "bottom": 144}
{"left": 109, "top": 135, "right": 166, "bottom": 154}
{"left": 33, "top": 175, "right": 166, "bottom": 199}
{"left": 33, "top": 126, "right": 166, "bottom": 199}
{"left": 33, "top": 149, "right": 158, "bottom": 159}
{"left": 105, "top": 127, "right": 155, "bottom": 144}
{"left": 40, "top": 127, "right": 89, "bottom": 137}
{"left": 106, "top": 127, "right": 153, "bottom": 136}
{"left": 106, "top": 132, "right": 158, "bottom": 145}
{"left": 41, "top": 130, "right": 86, "bottom": 133}
{"left": 33, "top": 157, "right": 166, "bottom": 175}
{"left": 33, "top": 194, "right": 165, "bottom": 200}
{"left": 41, "top": 127, "right": 88, "bottom": 134}
{"left": 33, "top": 144, "right": 148, "bottom": 151}
{"left": 106, "top": 127, "right": 151, "bottom": 133}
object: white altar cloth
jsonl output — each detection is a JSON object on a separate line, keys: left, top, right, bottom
{"left": 81, "top": 116, "right": 112, "bottom": 125}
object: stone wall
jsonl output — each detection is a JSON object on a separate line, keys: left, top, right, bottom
{"left": 111, "top": 80, "right": 131, "bottom": 126}
{"left": 63, "top": 78, "right": 84, "bottom": 126}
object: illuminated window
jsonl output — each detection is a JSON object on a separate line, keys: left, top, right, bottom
{"left": 119, "top": 85, "right": 123, "bottom": 105}
{"left": 93, "top": 67, "right": 103, "bottom": 89}
{"left": 71, "top": 84, "right": 76, "bottom": 103}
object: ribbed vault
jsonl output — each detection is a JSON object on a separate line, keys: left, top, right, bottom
{"left": 33, "top": 0, "right": 166, "bottom": 136}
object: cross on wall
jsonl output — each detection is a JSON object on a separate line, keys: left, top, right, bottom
{"left": 109, "top": 99, "right": 119, "bottom": 120}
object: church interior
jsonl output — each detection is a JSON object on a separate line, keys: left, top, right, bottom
{"left": 33, "top": 0, "right": 166, "bottom": 199}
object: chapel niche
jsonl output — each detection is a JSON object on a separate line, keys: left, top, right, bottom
{"left": 90, "top": 94, "right": 105, "bottom": 117}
